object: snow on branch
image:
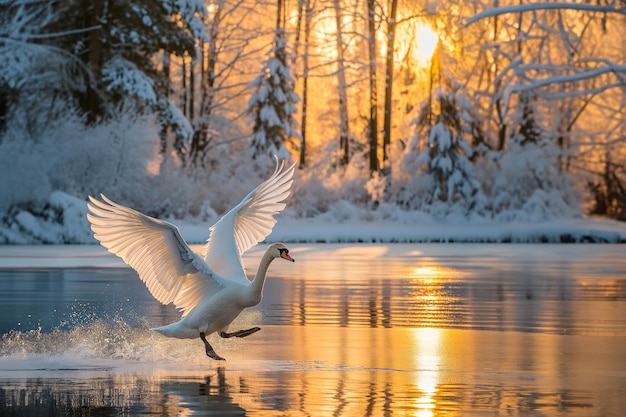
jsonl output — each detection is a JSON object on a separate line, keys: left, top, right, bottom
{"left": 101, "top": 56, "right": 157, "bottom": 104}
{"left": 502, "top": 64, "right": 626, "bottom": 116}
{"left": 466, "top": 2, "right": 626, "bottom": 26}
{"left": 516, "top": 64, "right": 626, "bottom": 89}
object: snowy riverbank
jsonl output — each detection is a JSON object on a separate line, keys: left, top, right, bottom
{"left": 1, "top": 191, "right": 625, "bottom": 244}
{"left": 177, "top": 217, "right": 626, "bottom": 244}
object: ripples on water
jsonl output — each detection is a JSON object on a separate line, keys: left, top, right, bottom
{"left": 1, "top": 244, "right": 625, "bottom": 416}
{"left": 262, "top": 246, "right": 626, "bottom": 336}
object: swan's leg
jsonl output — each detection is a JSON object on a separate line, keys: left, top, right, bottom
{"left": 200, "top": 332, "right": 225, "bottom": 361}
{"left": 219, "top": 327, "right": 261, "bottom": 338}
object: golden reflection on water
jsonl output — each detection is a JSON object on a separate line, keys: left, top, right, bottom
{"left": 412, "top": 328, "right": 442, "bottom": 417}
{"left": 2, "top": 244, "right": 626, "bottom": 416}
{"left": 409, "top": 265, "right": 448, "bottom": 416}
{"left": 1, "top": 316, "right": 623, "bottom": 416}
{"left": 413, "top": 265, "right": 459, "bottom": 279}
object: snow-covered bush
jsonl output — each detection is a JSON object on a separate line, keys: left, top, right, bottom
{"left": 488, "top": 141, "right": 581, "bottom": 221}
{"left": 288, "top": 155, "right": 369, "bottom": 218}
{"left": 0, "top": 192, "right": 92, "bottom": 244}
{"left": 364, "top": 172, "right": 386, "bottom": 205}
{"left": 0, "top": 105, "right": 171, "bottom": 242}
{"left": 483, "top": 91, "right": 582, "bottom": 221}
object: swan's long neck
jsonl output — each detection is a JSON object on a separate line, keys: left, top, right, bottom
{"left": 248, "top": 249, "right": 276, "bottom": 303}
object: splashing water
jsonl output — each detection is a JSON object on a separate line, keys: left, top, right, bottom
{"left": 0, "top": 311, "right": 264, "bottom": 373}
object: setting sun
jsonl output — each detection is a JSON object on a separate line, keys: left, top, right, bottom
{"left": 391, "top": 19, "right": 439, "bottom": 69}
{"left": 413, "top": 23, "right": 439, "bottom": 68}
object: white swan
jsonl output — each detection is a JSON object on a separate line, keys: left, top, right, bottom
{"left": 86, "top": 159, "right": 296, "bottom": 360}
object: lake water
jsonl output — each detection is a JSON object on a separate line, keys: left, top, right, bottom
{"left": 0, "top": 244, "right": 625, "bottom": 416}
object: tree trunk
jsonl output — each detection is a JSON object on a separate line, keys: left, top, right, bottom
{"left": 293, "top": 0, "right": 305, "bottom": 65}
{"left": 189, "top": 10, "right": 220, "bottom": 167}
{"left": 367, "top": 0, "right": 379, "bottom": 174}
{"left": 85, "top": 0, "right": 103, "bottom": 124}
{"left": 181, "top": 54, "right": 187, "bottom": 118}
{"left": 491, "top": 14, "right": 507, "bottom": 151}
{"left": 276, "top": 0, "right": 283, "bottom": 33}
{"left": 0, "top": 89, "right": 7, "bottom": 137}
{"left": 299, "top": 0, "right": 311, "bottom": 167}
{"left": 333, "top": 0, "right": 350, "bottom": 166}
{"left": 189, "top": 57, "right": 195, "bottom": 123}
{"left": 159, "top": 52, "right": 171, "bottom": 157}
{"left": 381, "top": 0, "right": 398, "bottom": 201}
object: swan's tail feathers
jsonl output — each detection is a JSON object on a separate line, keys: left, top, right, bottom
{"left": 151, "top": 322, "right": 197, "bottom": 339}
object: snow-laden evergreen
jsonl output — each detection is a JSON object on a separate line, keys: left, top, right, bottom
{"left": 399, "top": 88, "right": 482, "bottom": 215}
{"left": 423, "top": 120, "right": 480, "bottom": 202}
{"left": 102, "top": 57, "right": 158, "bottom": 104}
{"left": 248, "top": 30, "right": 300, "bottom": 161}
{"left": 165, "top": 0, "right": 208, "bottom": 41}
{"left": 101, "top": 55, "right": 193, "bottom": 147}
{"left": 0, "top": 0, "right": 207, "bottom": 150}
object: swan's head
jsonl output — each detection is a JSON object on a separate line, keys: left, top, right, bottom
{"left": 271, "top": 243, "right": 295, "bottom": 262}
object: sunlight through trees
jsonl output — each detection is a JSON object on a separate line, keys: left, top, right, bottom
{"left": 0, "top": 0, "right": 625, "bottom": 230}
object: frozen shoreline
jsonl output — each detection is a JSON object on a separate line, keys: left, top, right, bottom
{"left": 178, "top": 217, "right": 626, "bottom": 244}
{"left": 2, "top": 216, "right": 626, "bottom": 248}
{"left": 2, "top": 191, "right": 625, "bottom": 245}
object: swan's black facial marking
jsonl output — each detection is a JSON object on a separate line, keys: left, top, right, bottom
{"left": 279, "top": 248, "right": 295, "bottom": 262}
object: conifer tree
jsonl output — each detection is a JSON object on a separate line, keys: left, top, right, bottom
{"left": 48, "top": 0, "right": 206, "bottom": 147}
{"left": 417, "top": 89, "right": 481, "bottom": 203}
{"left": 248, "top": 29, "right": 300, "bottom": 161}
{"left": 514, "top": 92, "right": 543, "bottom": 146}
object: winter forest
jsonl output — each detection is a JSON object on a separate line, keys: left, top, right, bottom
{"left": 0, "top": 0, "right": 625, "bottom": 243}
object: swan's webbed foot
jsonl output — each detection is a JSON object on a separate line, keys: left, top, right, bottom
{"left": 219, "top": 327, "right": 261, "bottom": 339}
{"left": 200, "top": 332, "right": 225, "bottom": 361}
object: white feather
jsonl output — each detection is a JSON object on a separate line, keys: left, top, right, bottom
{"left": 85, "top": 158, "right": 296, "bottom": 359}
{"left": 87, "top": 194, "right": 222, "bottom": 317}
{"left": 203, "top": 158, "right": 296, "bottom": 282}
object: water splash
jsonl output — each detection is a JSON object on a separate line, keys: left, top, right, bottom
{"left": 0, "top": 309, "right": 265, "bottom": 372}
{"left": 0, "top": 320, "right": 212, "bottom": 372}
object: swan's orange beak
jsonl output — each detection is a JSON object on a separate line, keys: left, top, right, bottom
{"left": 280, "top": 251, "right": 295, "bottom": 262}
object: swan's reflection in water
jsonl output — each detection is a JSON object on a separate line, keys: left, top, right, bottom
{"left": 1, "top": 244, "right": 625, "bottom": 415}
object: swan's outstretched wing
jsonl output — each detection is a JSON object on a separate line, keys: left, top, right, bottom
{"left": 204, "top": 158, "right": 296, "bottom": 281}
{"left": 87, "top": 195, "right": 223, "bottom": 316}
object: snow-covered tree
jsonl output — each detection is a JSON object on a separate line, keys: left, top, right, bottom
{"left": 588, "top": 152, "right": 626, "bottom": 221}
{"left": 513, "top": 92, "right": 544, "bottom": 146}
{"left": 424, "top": 119, "right": 480, "bottom": 202}
{"left": 46, "top": 0, "right": 206, "bottom": 147}
{"left": 248, "top": 29, "right": 300, "bottom": 161}
{"left": 0, "top": 1, "right": 90, "bottom": 139}
{"left": 414, "top": 89, "right": 481, "bottom": 204}
{"left": 461, "top": 0, "right": 625, "bottom": 220}
{"left": 1, "top": 0, "right": 208, "bottom": 149}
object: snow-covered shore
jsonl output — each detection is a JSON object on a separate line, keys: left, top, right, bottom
{"left": 177, "top": 217, "right": 626, "bottom": 244}
{"left": 1, "top": 191, "right": 625, "bottom": 244}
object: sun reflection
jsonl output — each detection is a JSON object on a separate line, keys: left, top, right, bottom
{"left": 414, "top": 266, "right": 439, "bottom": 278}
{"left": 409, "top": 264, "right": 451, "bottom": 415}
{"left": 412, "top": 327, "right": 442, "bottom": 417}
{"left": 413, "top": 264, "right": 459, "bottom": 281}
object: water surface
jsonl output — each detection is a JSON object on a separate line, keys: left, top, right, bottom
{"left": 0, "top": 244, "right": 625, "bottom": 416}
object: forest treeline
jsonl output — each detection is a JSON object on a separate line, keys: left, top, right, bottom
{"left": 0, "top": 0, "right": 625, "bottom": 236}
